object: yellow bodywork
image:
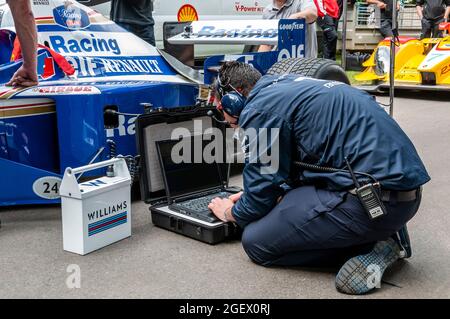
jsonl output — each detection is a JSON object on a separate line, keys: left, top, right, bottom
{"left": 355, "top": 36, "right": 450, "bottom": 86}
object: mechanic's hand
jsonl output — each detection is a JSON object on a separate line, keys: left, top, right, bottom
{"left": 228, "top": 191, "right": 243, "bottom": 203}
{"left": 6, "top": 65, "right": 38, "bottom": 87}
{"left": 377, "top": 2, "right": 387, "bottom": 9}
{"left": 208, "top": 197, "right": 236, "bottom": 223}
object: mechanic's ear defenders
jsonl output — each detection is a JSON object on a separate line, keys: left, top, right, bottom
{"left": 221, "top": 91, "right": 246, "bottom": 118}
{"left": 217, "top": 74, "right": 246, "bottom": 118}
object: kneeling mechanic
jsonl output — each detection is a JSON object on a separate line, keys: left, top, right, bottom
{"left": 208, "top": 61, "right": 430, "bottom": 295}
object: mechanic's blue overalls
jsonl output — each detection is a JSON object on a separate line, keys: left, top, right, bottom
{"left": 231, "top": 75, "right": 430, "bottom": 267}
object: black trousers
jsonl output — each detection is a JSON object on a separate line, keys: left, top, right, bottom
{"left": 317, "top": 15, "right": 338, "bottom": 60}
{"left": 241, "top": 185, "right": 421, "bottom": 267}
{"left": 420, "top": 18, "right": 444, "bottom": 39}
{"left": 116, "top": 21, "right": 156, "bottom": 46}
{"left": 380, "top": 18, "right": 394, "bottom": 38}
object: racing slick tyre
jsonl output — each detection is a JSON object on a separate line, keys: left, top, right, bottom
{"left": 267, "top": 58, "right": 350, "bottom": 85}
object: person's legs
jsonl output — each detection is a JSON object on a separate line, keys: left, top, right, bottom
{"left": 431, "top": 18, "right": 444, "bottom": 38}
{"left": 334, "top": 16, "right": 340, "bottom": 31}
{"left": 115, "top": 21, "right": 134, "bottom": 33}
{"left": 241, "top": 185, "right": 421, "bottom": 269}
{"left": 241, "top": 186, "right": 354, "bottom": 267}
{"left": 115, "top": 22, "right": 155, "bottom": 46}
{"left": 242, "top": 186, "right": 396, "bottom": 267}
{"left": 317, "top": 16, "right": 338, "bottom": 60}
{"left": 379, "top": 19, "right": 394, "bottom": 38}
{"left": 317, "top": 17, "right": 327, "bottom": 59}
{"left": 137, "top": 23, "right": 156, "bottom": 46}
{"left": 420, "top": 18, "right": 433, "bottom": 39}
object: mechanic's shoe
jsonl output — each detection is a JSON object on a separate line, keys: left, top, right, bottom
{"left": 393, "top": 225, "right": 412, "bottom": 259}
{"left": 335, "top": 238, "right": 401, "bottom": 295}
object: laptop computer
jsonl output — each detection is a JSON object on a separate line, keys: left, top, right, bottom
{"left": 155, "top": 135, "right": 237, "bottom": 223}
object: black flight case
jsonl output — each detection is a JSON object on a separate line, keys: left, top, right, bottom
{"left": 135, "top": 106, "right": 241, "bottom": 244}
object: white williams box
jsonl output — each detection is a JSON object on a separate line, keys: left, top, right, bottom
{"left": 59, "top": 159, "right": 132, "bottom": 255}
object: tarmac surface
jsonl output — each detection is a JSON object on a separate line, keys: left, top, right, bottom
{"left": 1, "top": 91, "right": 449, "bottom": 299}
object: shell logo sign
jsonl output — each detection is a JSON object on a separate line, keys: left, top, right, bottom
{"left": 177, "top": 4, "right": 199, "bottom": 22}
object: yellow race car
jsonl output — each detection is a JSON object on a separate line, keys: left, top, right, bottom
{"left": 355, "top": 22, "right": 450, "bottom": 92}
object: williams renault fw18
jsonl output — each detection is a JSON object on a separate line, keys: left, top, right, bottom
{"left": 0, "top": 0, "right": 348, "bottom": 206}
{"left": 355, "top": 23, "right": 450, "bottom": 92}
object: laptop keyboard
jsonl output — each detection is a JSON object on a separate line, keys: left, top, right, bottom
{"left": 171, "top": 191, "right": 233, "bottom": 222}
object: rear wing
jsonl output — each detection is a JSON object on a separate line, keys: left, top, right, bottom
{"left": 168, "top": 20, "right": 279, "bottom": 46}
{"left": 194, "top": 19, "right": 308, "bottom": 85}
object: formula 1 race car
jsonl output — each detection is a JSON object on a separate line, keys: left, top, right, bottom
{"left": 0, "top": 0, "right": 349, "bottom": 206}
{"left": 355, "top": 22, "right": 450, "bottom": 92}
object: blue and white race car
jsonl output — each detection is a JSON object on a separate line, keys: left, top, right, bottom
{"left": 0, "top": 0, "right": 348, "bottom": 206}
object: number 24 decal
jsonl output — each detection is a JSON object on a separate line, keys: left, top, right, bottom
{"left": 33, "top": 177, "right": 62, "bottom": 199}
{"left": 43, "top": 182, "right": 59, "bottom": 194}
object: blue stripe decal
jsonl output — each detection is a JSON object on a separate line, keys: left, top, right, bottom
{"left": 88, "top": 218, "right": 128, "bottom": 237}
{"left": 38, "top": 24, "right": 127, "bottom": 33}
{"left": 43, "top": 54, "right": 176, "bottom": 78}
{"left": 88, "top": 212, "right": 127, "bottom": 228}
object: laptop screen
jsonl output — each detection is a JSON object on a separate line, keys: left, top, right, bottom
{"left": 156, "top": 135, "right": 225, "bottom": 199}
